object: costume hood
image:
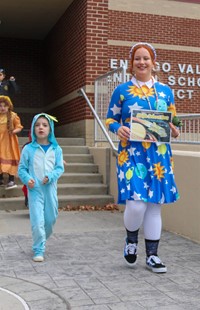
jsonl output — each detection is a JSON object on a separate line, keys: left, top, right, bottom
{"left": 31, "top": 113, "right": 58, "bottom": 147}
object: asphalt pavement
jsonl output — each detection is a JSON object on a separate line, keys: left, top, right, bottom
{"left": 1, "top": 209, "right": 200, "bottom": 310}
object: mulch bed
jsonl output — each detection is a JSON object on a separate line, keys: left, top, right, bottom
{"left": 59, "top": 203, "right": 120, "bottom": 212}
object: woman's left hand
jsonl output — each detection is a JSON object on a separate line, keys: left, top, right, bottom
{"left": 169, "top": 122, "right": 180, "bottom": 138}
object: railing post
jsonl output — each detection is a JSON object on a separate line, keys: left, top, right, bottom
{"left": 79, "top": 88, "right": 118, "bottom": 154}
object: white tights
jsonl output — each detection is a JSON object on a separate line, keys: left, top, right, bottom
{"left": 124, "top": 200, "right": 162, "bottom": 240}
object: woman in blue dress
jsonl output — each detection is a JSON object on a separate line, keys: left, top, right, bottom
{"left": 106, "top": 42, "right": 180, "bottom": 273}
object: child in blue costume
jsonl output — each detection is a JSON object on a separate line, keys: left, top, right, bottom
{"left": 18, "top": 113, "right": 64, "bottom": 262}
{"left": 106, "top": 42, "right": 180, "bottom": 273}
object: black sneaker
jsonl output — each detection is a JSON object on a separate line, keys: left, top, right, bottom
{"left": 124, "top": 238, "right": 137, "bottom": 267}
{"left": 146, "top": 255, "right": 167, "bottom": 273}
{"left": 5, "top": 181, "right": 17, "bottom": 190}
{"left": 0, "top": 180, "right": 4, "bottom": 187}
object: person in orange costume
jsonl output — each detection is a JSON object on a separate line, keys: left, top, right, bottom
{"left": 0, "top": 95, "right": 23, "bottom": 189}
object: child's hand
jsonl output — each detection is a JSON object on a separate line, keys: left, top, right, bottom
{"left": 28, "top": 179, "right": 35, "bottom": 188}
{"left": 10, "top": 128, "right": 22, "bottom": 135}
{"left": 42, "top": 176, "right": 49, "bottom": 184}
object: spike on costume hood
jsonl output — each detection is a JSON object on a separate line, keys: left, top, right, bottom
{"left": 31, "top": 113, "right": 58, "bottom": 147}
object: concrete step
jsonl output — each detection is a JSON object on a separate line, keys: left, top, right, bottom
{"left": 0, "top": 184, "right": 23, "bottom": 198}
{"left": 1, "top": 173, "right": 103, "bottom": 185}
{"left": 19, "top": 137, "right": 85, "bottom": 146}
{"left": 57, "top": 173, "right": 103, "bottom": 184}
{"left": 1, "top": 137, "right": 114, "bottom": 210}
{"left": 20, "top": 144, "right": 90, "bottom": 155}
{"left": 63, "top": 154, "right": 94, "bottom": 163}
{"left": 0, "top": 195, "right": 115, "bottom": 211}
{"left": 60, "top": 146, "right": 89, "bottom": 154}
{"left": 66, "top": 163, "right": 99, "bottom": 173}
{"left": 58, "top": 184, "right": 108, "bottom": 195}
{"left": 0, "top": 183, "right": 108, "bottom": 197}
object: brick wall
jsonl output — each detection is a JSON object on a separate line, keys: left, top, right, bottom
{"left": 85, "top": 0, "right": 108, "bottom": 82}
{"left": 44, "top": 0, "right": 109, "bottom": 124}
{"left": 1, "top": 0, "right": 200, "bottom": 132}
{"left": 109, "top": 12, "right": 200, "bottom": 47}
{"left": 44, "top": 0, "right": 87, "bottom": 104}
{"left": 108, "top": 10, "right": 200, "bottom": 113}
{"left": 0, "top": 38, "right": 44, "bottom": 129}
{"left": 156, "top": 50, "right": 200, "bottom": 113}
{"left": 0, "top": 38, "right": 44, "bottom": 108}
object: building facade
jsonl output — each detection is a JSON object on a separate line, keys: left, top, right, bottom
{"left": 0, "top": 0, "right": 200, "bottom": 145}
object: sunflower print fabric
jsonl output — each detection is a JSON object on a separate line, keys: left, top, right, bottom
{"left": 106, "top": 80, "right": 180, "bottom": 204}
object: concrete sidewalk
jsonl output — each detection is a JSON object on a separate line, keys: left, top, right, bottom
{"left": 1, "top": 210, "right": 200, "bottom": 309}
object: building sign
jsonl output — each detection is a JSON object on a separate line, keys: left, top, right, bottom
{"left": 110, "top": 59, "right": 200, "bottom": 100}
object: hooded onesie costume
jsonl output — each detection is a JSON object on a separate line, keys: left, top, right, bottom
{"left": 18, "top": 113, "right": 64, "bottom": 257}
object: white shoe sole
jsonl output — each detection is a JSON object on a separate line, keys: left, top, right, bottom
{"left": 146, "top": 265, "right": 167, "bottom": 273}
{"left": 33, "top": 256, "right": 44, "bottom": 262}
{"left": 5, "top": 185, "right": 18, "bottom": 190}
{"left": 124, "top": 255, "right": 138, "bottom": 267}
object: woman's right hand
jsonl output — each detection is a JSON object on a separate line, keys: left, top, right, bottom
{"left": 117, "top": 126, "right": 130, "bottom": 141}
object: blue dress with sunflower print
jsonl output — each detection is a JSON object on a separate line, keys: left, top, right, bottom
{"left": 106, "top": 79, "right": 180, "bottom": 205}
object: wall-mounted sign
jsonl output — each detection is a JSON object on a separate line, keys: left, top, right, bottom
{"left": 110, "top": 59, "right": 200, "bottom": 100}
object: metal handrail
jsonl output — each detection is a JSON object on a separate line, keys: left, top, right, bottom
{"left": 80, "top": 86, "right": 200, "bottom": 154}
{"left": 94, "top": 66, "right": 127, "bottom": 82}
{"left": 173, "top": 114, "right": 200, "bottom": 144}
{"left": 79, "top": 88, "right": 118, "bottom": 154}
{"left": 178, "top": 114, "right": 200, "bottom": 119}
{"left": 94, "top": 66, "right": 126, "bottom": 150}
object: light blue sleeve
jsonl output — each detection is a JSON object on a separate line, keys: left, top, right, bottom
{"left": 46, "top": 146, "right": 64, "bottom": 183}
{"left": 106, "top": 86, "right": 122, "bottom": 134}
{"left": 18, "top": 146, "right": 33, "bottom": 185}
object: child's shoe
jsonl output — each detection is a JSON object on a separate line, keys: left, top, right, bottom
{"left": 33, "top": 255, "right": 44, "bottom": 262}
{"left": 5, "top": 181, "right": 17, "bottom": 190}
